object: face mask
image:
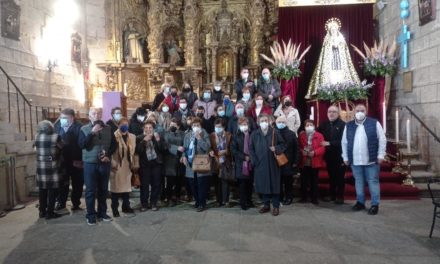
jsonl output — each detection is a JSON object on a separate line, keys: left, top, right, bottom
{"left": 236, "top": 108, "right": 244, "bottom": 116}
{"left": 276, "top": 123, "right": 286, "bottom": 129}
{"left": 192, "top": 126, "right": 201, "bottom": 133}
{"left": 183, "top": 87, "right": 191, "bottom": 92}
{"left": 113, "top": 113, "right": 122, "bottom": 122}
{"left": 119, "top": 124, "right": 129, "bottom": 133}
{"left": 243, "top": 93, "right": 251, "bottom": 101}
{"left": 305, "top": 126, "right": 315, "bottom": 134}
{"left": 214, "top": 86, "right": 221, "bottom": 91}
{"left": 137, "top": 115, "right": 145, "bottom": 122}
{"left": 223, "top": 98, "right": 230, "bottom": 105}
{"left": 171, "top": 92, "right": 177, "bottom": 97}
{"left": 218, "top": 110, "right": 225, "bottom": 117}
{"left": 259, "top": 121, "right": 268, "bottom": 130}
{"left": 256, "top": 99, "right": 263, "bottom": 107}
{"left": 60, "top": 118, "right": 69, "bottom": 128}
{"left": 242, "top": 73, "right": 249, "bottom": 79}
{"left": 262, "top": 74, "right": 270, "bottom": 81}
{"left": 164, "top": 87, "right": 170, "bottom": 94}
{"left": 239, "top": 125, "right": 248, "bottom": 132}
{"left": 355, "top": 112, "right": 366, "bottom": 121}
{"left": 215, "top": 127, "right": 223, "bottom": 134}
{"left": 284, "top": 101, "right": 292, "bottom": 107}
{"left": 203, "top": 92, "right": 211, "bottom": 100}
{"left": 170, "top": 126, "right": 177, "bottom": 132}
{"left": 197, "top": 113, "right": 204, "bottom": 118}
{"left": 162, "top": 106, "right": 169, "bottom": 113}
{"left": 180, "top": 103, "right": 187, "bottom": 110}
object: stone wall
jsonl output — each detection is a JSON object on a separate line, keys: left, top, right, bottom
{"left": 0, "top": 0, "right": 107, "bottom": 115}
{"left": 378, "top": 0, "right": 440, "bottom": 173}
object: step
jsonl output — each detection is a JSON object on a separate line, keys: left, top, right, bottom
{"left": 6, "top": 140, "right": 35, "bottom": 155}
{"left": 415, "top": 181, "right": 440, "bottom": 198}
{"left": 400, "top": 150, "right": 420, "bottom": 159}
{"left": 400, "top": 159, "right": 429, "bottom": 171}
{"left": 411, "top": 170, "right": 439, "bottom": 183}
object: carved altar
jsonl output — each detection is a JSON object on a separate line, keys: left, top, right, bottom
{"left": 92, "top": 0, "right": 278, "bottom": 106}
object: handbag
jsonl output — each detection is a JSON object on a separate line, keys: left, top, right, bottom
{"left": 272, "top": 129, "right": 289, "bottom": 167}
{"left": 219, "top": 161, "right": 236, "bottom": 181}
{"left": 192, "top": 154, "right": 211, "bottom": 173}
{"left": 131, "top": 171, "right": 141, "bottom": 188}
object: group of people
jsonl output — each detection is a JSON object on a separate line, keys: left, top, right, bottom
{"left": 34, "top": 67, "right": 386, "bottom": 226}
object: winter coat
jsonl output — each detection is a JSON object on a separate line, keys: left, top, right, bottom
{"left": 256, "top": 78, "right": 281, "bottom": 109}
{"left": 110, "top": 130, "right": 136, "bottom": 193}
{"left": 246, "top": 104, "right": 273, "bottom": 122}
{"left": 180, "top": 91, "right": 198, "bottom": 110}
{"left": 274, "top": 105, "right": 301, "bottom": 135}
{"left": 129, "top": 116, "right": 145, "bottom": 136}
{"left": 231, "top": 130, "right": 252, "bottom": 179}
{"left": 192, "top": 99, "right": 217, "bottom": 120}
{"left": 54, "top": 120, "right": 83, "bottom": 166}
{"left": 163, "top": 95, "right": 180, "bottom": 113}
{"left": 182, "top": 128, "right": 211, "bottom": 178}
{"left": 317, "top": 118, "right": 345, "bottom": 163}
{"left": 209, "top": 132, "right": 232, "bottom": 178}
{"left": 135, "top": 134, "right": 166, "bottom": 167}
{"left": 212, "top": 90, "right": 224, "bottom": 105}
{"left": 35, "top": 133, "right": 63, "bottom": 189}
{"left": 298, "top": 131, "right": 326, "bottom": 169}
{"left": 227, "top": 115, "right": 257, "bottom": 134}
{"left": 234, "top": 79, "right": 256, "bottom": 101}
{"left": 152, "top": 93, "right": 166, "bottom": 111}
{"left": 250, "top": 127, "right": 286, "bottom": 194}
{"left": 163, "top": 130, "right": 185, "bottom": 177}
{"left": 277, "top": 127, "right": 298, "bottom": 176}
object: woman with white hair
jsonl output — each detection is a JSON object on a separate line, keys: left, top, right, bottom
{"left": 35, "top": 120, "right": 64, "bottom": 219}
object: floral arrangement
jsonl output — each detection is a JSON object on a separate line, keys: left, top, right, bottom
{"left": 316, "top": 80, "right": 373, "bottom": 102}
{"left": 351, "top": 39, "right": 397, "bottom": 77}
{"left": 260, "top": 39, "right": 311, "bottom": 80}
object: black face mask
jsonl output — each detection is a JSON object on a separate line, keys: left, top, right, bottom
{"left": 170, "top": 126, "right": 177, "bottom": 132}
{"left": 183, "top": 88, "right": 191, "bottom": 92}
{"left": 171, "top": 92, "right": 177, "bottom": 97}
{"left": 197, "top": 113, "right": 204, "bottom": 118}
{"left": 284, "top": 101, "right": 292, "bottom": 107}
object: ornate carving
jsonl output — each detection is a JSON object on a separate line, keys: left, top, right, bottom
{"left": 125, "top": 71, "right": 148, "bottom": 101}
{"left": 184, "top": 0, "right": 200, "bottom": 66}
{"left": 147, "top": 1, "right": 164, "bottom": 64}
{"left": 105, "top": 66, "right": 118, "bottom": 91}
{"left": 1, "top": 0, "right": 20, "bottom": 40}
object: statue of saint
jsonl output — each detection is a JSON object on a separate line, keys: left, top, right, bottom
{"left": 306, "top": 18, "right": 360, "bottom": 99}
{"left": 166, "top": 39, "right": 182, "bottom": 65}
{"left": 123, "top": 22, "right": 144, "bottom": 63}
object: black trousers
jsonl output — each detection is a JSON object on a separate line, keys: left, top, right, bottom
{"left": 327, "top": 161, "right": 346, "bottom": 200}
{"left": 187, "top": 174, "right": 210, "bottom": 208}
{"left": 166, "top": 176, "right": 178, "bottom": 201}
{"left": 39, "top": 188, "right": 57, "bottom": 214}
{"left": 300, "top": 166, "right": 319, "bottom": 201}
{"left": 220, "top": 179, "right": 231, "bottom": 204}
{"left": 111, "top": 192, "right": 130, "bottom": 211}
{"left": 238, "top": 178, "right": 253, "bottom": 207}
{"left": 280, "top": 174, "right": 294, "bottom": 200}
{"left": 57, "top": 166, "right": 83, "bottom": 207}
{"left": 140, "top": 161, "right": 162, "bottom": 207}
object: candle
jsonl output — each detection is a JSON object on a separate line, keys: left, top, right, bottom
{"left": 406, "top": 119, "right": 411, "bottom": 153}
{"left": 395, "top": 110, "right": 399, "bottom": 143}
{"left": 310, "top": 106, "right": 315, "bottom": 120}
{"left": 123, "top": 83, "right": 128, "bottom": 95}
{"left": 382, "top": 102, "right": 386, "bottom": 134}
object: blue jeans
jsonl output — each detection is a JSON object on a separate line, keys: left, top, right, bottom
{"left": 351, "top": 163, "right": 380, "bottom": 206}
{"left": 262, "top": 194, "right": 280, "bottom": 209}
{"left": 83, "top": 162, "right": 110, "bottom": 220}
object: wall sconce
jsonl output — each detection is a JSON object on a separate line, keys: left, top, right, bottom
{"left": 48, "top": 59, "right": 58, "bottom": 72}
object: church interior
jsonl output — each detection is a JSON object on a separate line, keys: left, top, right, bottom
{"left": 0, "top": 0, "right": 440, "bottom": 262}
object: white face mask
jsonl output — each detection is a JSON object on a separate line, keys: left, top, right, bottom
{"left": 305, "top": 126, "right": 315, "bottom": 134}
{"left": 239, "top": 125, "right": 248, "bottom": 132}
{"left": 259, "top": 121, "right": 268, "bottom": 130}
{"left": 355, "top": 112, "right": 366, "bottom": 121}
{"left": 164, "top": 87, "right": 170, "bottom": 94}
{"left": 236, "top": 108, "right": 244, "bottom": 116}
{"left": 162, "top": 106, "right": 169, "bottom": 113}
{"left": 113, "top": 113, "right": 122, "bottom": 122}
{"left": 242, "top": 73, "right": 249, "bottom": 79}
{"left": 214, "top": 86, "right": 221, "bottom": 91}
{"left": 203, "top": 92, "right": 211, "bottom": 100}
{"left": 243, "top": 93, "right": 251, "bottom": 101}
{"left": 192, "top": 126, "right": 201, "bottom": 133}
{"left": 256, "top": 99, "right": 263, "bottom": 107}
{"left": 137, "top": 115, "right": 145, "bottom": 122}
{"left": 179, "top": 103, "right": 187, "bottom": 110}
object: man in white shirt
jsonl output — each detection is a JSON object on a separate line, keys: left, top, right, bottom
{"left": 341, "top": 104, "right": 386, "bottom": 215}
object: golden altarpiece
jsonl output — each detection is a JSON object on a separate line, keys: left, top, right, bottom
{"left": 93, "top": 0, "right": 278, "bottom": 107}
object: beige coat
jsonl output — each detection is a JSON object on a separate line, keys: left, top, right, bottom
{"left": 110, "top": 130, "right": 136, "bottom": 193}
{"left": 274, "top": 105, "right": 301, "bottom": 135}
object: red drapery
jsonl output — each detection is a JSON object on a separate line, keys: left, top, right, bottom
{"left": 277, "top": 4, "right": 374, "bottom": 124}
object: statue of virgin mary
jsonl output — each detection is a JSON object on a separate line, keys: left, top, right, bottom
{"left": 306, "top": 18, "right": 361, "bottom": 99}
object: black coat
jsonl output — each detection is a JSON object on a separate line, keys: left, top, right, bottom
{"left": 277, "top": 127, "right": 298, "bottom": 176}
{"left": 181, "top": 91, "right": 198, "bottom": 110}
{"left": 250, "top": 127, "right": 286, "bottom": 194}
{"left": 106, "top": 119, "right": 119, "bottom": 134}
{"left": 234, "top": 79, "right": 256, "bottom": 101}
{"left": 318, "top": 118, "right": 345, "bottom": 163}
{"left": 212, "top": 90, "right": 224, "bottom": 104}
{"left": 231, "top": 131, "right": 251, "bottom": 179}
{"left": 129, "top": 117, "right": 145, "bottom": 136}
{"left": 163, "top": 130, "right": 185, "bottom": 177}
{"left": 227, "top": 116, "right": 257, "bottom": 134}
{"left": 152, "top": 93, "right": 166, "bottom": 111}
{"left": 135, "top": 134, "right": 166, "bottom": 167}
{"left": 54, "top": 120, "right": 83, "bottom": 165}
{"left": 173, "top": 109, "right": 195, "bottom": 131}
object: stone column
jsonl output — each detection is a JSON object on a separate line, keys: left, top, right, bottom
{"left": 147, "top": 1, "right": 163, "bottom": 64}
{"left": 232, "top": 45, "right": 238, "bottom": 83}
{"left": 249, "top": 0, "right": 265, "bottom": 66}
{"left": 184, "top": 0, "right": 201, "bottom": 67}
{"left": 211, "top": 47, "right": 217, "bottom": 83}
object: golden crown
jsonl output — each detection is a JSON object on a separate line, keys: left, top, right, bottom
{"left": 325, "top": 17, "right": 342, "bottom": 31}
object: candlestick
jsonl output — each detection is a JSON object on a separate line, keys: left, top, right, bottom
{"left": 406, "top": 119, "right": 411, "bottom": 153}
{"left": 382, "top": 102, "right": 386, "bottom": 134}
{"left": 395, "top": 110, "right": 399, "bottom": 143}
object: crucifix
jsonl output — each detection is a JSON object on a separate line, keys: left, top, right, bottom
{"left": 398, "top": 23, "right": 411, "bottom": 69}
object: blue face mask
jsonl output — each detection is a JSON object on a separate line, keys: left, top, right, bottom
{"left": 119, "top": 124, "right": 129, "bottom": 133}
{"left": 223, "top": 98, "right": 230, "bottom": 105}
{"left": 262, "top": 74, "right": 270, "bottom": 81}
{"left": 218, "top": 110, "right": 225, "bottom": 117}
{"left": 60, "top": 118, "right": 69, "bottom": 128}
{"left": 215, "top": 127, "right": 223, "bottom": 134}
{"left": 276, "top": 123, "right": 286, "bottom": 130}
{"left": 203, "top": 92, "right": 211, "bottom": 100}
{"left": 236, "top": 108, "right": 244, "bottom": 116}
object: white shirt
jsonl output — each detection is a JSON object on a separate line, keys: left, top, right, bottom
{"left": 341, "top": 119, "right": 386, "bottom": 166}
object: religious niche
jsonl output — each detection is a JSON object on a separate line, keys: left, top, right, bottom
{"left": 122, "top": 19, "right": 148, "bottom": 63}
{"left": 1, "top": 0, "right": 20, "bottom": 41}
{"left": 163, "top": 26, "right": 185, "bottom": 66}
{"left": 71, "top": 32, "right": 82, "bottom": 73}
{"left": 124, "top": 71, "right": 149, "bottom": 101}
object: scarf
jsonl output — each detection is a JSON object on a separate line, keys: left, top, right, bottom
{"left": 145, "top": 135, "right": 157, "bottom": 161}
{"left": 187, "top": 134, "right": 196, "bottom": 164}
{"left": 242, "top": 132, "right": 251, "bottom": 176}
{"left": 215, "top": 132, "right": 226, "bottom": 164}
{"left": 115, "top": 130, "right": 135, "bottom": 167}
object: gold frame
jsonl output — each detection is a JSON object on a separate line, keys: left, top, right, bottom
{"left": 279, "top": 0, "right": 376, "bottom": 7}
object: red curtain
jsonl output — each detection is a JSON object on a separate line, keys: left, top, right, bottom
{"left": 278, "top": 4, "right": 374, "bottom": 123}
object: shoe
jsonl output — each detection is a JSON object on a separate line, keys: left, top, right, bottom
{"left": 98, "top": 214, "right": 113, "bottom": 222}
{"left": 352, "top": 202, "right": 366, "bottom": 211}
{"left": 87, "top": 217, "right": 97, "bottom": 226}
{"left": 54, "top": 203, "right": 65, "bottom": 211}
{"left": 39, "top": 211, "right": 47, "bottom": 218}
{"left": 368, "top": 205, "right": 379, "bottom": 215}
{"left": 151, "top": 206, "right": 159, "bottom": 211}
{"left": 112, "top": 209, "right": 120, "bottom": 218}
{"left": 55, "top": 207, "right": 69, "bottom": 215}
{"left": 272, "top": 208, "right": 280, "bottom": 216}
{"left": 241, "top": 205, "right": 249, "bottom": 211}
{"left": 334, "top": 199, "right": 344, "bottom": 205}
{"left": 282, "top": 199, "right": 293, "bottom": 206}
{"left": 71, "top": 205, "right": 83, "bottom": 211}
{"left": 196, "top": 206, "right": 206, "bottom": 212}
{"left": 46, "top": 212, "right": 62, "bottom": 220}
{"left": 247, "top": 202, "right": 256, "bottom": 208}
{"left": 311, "top": 199, "right": 319, "bottom": 205}
{"left": 122, "top": 208, "right": 135, "bottom": 214}
{"left": 259, "top": 206, "right": 270, "bottom": 214}
{"left": 140, "top": 207, "right": 148, "bottom": 212}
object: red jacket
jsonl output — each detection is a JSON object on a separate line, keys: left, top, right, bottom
{"left": 163, "top": 95, "right": 180, "bottom": 113}
{"left": 246, "top": 104, "right": 272, "bottom": 122}
{"left": 298, "top": 131, "right": 326, "bottom": 169}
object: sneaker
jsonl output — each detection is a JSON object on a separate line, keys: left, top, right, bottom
{"left": 368, "top": 205, "right": 379, "bottom": 215}
{"left": 55, "top": 207, "right": 70, "bottom": 215}
{"left": 87, "top": 218, "right": 97, "bottom": 226}
{"left": 98, "top": 214, "right": 113, "bottom": 222}
{"left": 352, "top": 202, "right": 366, "bottom": 211}
{"left": 151, "top": 206, "right": 159, "bottom": 212}
{"left": 140, "top": 207, "right": 148, "bottom": 212}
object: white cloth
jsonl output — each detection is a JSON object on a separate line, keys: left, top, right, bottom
{"left": 341, "top": 120, "right": 386, "bottom": 165}
{"left": 273, "top": 105, "right": 301, "bottom": 135}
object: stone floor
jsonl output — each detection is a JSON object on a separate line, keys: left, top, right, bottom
{"left": 0, "top": 199, "right": 439, "bottom": 264}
